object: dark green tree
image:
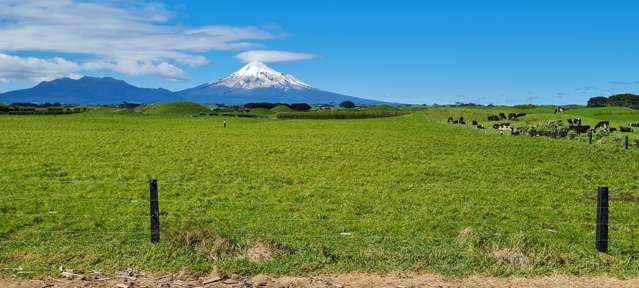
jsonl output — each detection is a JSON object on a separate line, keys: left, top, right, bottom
{"left": 339, "top": 100, "right": 355, "bottom": 108}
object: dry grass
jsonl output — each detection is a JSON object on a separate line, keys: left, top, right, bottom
{"left": 4, "top": 273, "right": 639, "bottom": 288}
{"left": 492, "top": 248, "right": 530, "bottom": 267}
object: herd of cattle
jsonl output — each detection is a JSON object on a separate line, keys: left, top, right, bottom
{"left": 447, "top": 112, "right": 638, "bottom": 135}
{"left": 486, "top": 113, "right": 527, "bottom": 121}
{"left": 565, "top": 119, "right": 635, "bottom": 133}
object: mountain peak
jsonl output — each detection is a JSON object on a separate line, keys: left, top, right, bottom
{"left": 212, "top": 61, "right": 311, "bottom": 90}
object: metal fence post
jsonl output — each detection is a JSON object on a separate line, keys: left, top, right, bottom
{"left": 150, "top": 178, "right": 160, "bottom": 243}
{"left": 596, "top": 186, "right": 608, "bottom": 253}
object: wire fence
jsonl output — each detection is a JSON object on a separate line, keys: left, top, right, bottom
{"left": 1, "top": 178, "right": 638, "bottom": 251}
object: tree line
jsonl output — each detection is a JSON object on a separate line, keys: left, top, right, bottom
{"left": 588, "top": 94, "right": 639, "bottom": 109}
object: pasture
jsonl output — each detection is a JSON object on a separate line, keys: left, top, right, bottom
{"left": 1, "top": 106, "right": 639, "bottom": 278}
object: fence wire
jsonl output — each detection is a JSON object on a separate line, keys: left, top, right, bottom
{"left": 1, "top": 178, "right": 638, "bottom": 249}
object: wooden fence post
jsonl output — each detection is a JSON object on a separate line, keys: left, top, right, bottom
{"left": 150, "top": 178, "right": 160, "bottom": 243}
{"left": 596, "top": 186, "right": 608, "bottom": 252}
{"left": 589, "top": 132, "right": 593, "bottom": 144}
{"left": 625, "top": 136, "right": 629, "bottom": 150}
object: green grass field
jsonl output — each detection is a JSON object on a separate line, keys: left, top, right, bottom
{"left": 2, "top": 106, "right": 639, "bottom": 277}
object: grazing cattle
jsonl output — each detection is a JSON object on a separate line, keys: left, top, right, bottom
{"left": 609, "top": 127, "right": 617, "bottom": 132}
{"left": 499, "top": 113, "right": 507, "bottom": 120}
{"left": 472, "top": 120, "right": 478, "bottom": 126}
{"left": 570, "top": 125, "right": 590, "bottom": 133}
{"left": 594, "top": 121, "right": 609, "bottom": 130}
{"left": 567, "top": 119, "right": 573, "bottom": 126}
{"left": 631, "top": 123, "right": 639, "bottom": 127}
{"left": 459, "top": 117, "right": 466, "bottom": 125}
{"left": 620, "top": 126, "right": 633, "bottom": 133}
{"left": 477, "top": 124, "right": 485, "bottom": 129}
{"left": 487, "top": 115, "right": 499, "bottom": 121}
{"left": 493, "top": 123, "right": 511, "bottom": 130}
{"left": 448, "top": 117, "right": 454, "bottom": 124}
{"left": 511, "top": 130, "right": 520, "bottom": 136}
{"left": 507, "top": 113, "right": 526, "bottom": 120}
{"left": 452, "top": 120, "right": 459, "bottom": 124}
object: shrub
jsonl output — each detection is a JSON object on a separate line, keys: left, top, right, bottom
{"left": 339, "top": 101, "right": 355, "bottom": 109}
{"left": 587, "top": 96, "right": 608, "bottom": 107}
{"left": 519, "top": 121, "right": 570, "bottom": 138}
{"left": 288, "top": 103, "right": 311, "bottom": 111}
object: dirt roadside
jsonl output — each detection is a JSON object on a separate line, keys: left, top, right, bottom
{"left": 2, "top": 272, "right": 639, "bottom": 288}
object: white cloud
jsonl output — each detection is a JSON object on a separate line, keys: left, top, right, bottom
{"left": 236, "top": 50, "right": 318, "bottom": 63}
{"left": 0, "top": 0, "right": 279, "bottom": 82}
{"left": 0, "top": 53, "right": 80, "bottom": 83}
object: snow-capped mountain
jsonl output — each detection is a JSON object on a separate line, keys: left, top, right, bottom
{"left": 178, "top": 62, "right": 385, "bottom": 105}
{"left": 214, "top": 61, "right": 311, "bottom": 90}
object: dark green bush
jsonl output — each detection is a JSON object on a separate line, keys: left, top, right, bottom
{"left": 519, "top": 121, "right": 570, "bottom": 138}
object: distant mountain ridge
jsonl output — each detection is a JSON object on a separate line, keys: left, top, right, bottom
{"left": 0, "top": 63, "right": 388, "bottom": 105}
{"left": 0, "top": 76, "right": 180, "bottom": 105}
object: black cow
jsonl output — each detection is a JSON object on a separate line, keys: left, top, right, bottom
{"left": 499, "top": 113, "right": 507, "bottom": 120}
{"left": 609, "top": 127, "right": 617, "bottom": 132}
{"left": 447, "top": 117, "right": 454, "bottom": 124}
{"left": 488, "top": 115, "right": 499, "bottom": 121}
{"left": 508, "top": 113, "right": 517, "bottom": 120}
{"left": 567, "top": 119, "right": 574, "bottom": 126}
{"left": 570, "top": 125, "right": 590, "bottom": 133}
{"left": 631, "top": 123, "right": 639, "bottom": 127}
{"left": 477, "top": 124, "right": 485, "bottom": 129}
{"left": 471, "top": 120, "right": 478, "bottom": 126}
{"left": 620, "top": 126, "right": 633, "bottom": 133}
{"left": 594, "top": 121, "right": 609, "bottom": 130}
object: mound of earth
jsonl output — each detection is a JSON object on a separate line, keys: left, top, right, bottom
{"left": 138, "top": 102, "right": 210, "bottom": 115}
{"left": 270, "top": 105, "right": 295, "bottom": 113}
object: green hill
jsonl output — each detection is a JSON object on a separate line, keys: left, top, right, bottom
{"left": 366, "top": 104, "right": 400, "bottom": 112}
{"left": 138, "top": 102, "right": 210, "bottom": 115}
{"left": 270, "top": 105, "right": 295, "bottom": 113}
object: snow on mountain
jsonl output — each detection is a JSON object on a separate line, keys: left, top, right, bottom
{"left": 178, "top": 62, "right": 387, "bottom": 105}
{"left": 212, "top": 61, "right": 311, "bottom": 90}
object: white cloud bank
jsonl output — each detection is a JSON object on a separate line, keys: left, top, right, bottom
{"left": 0, "top": 53, "right": 79, "bottom": 83}
{"left": 0, "top": 0, "right": 312, "bottom": 82}
{"left": 236, "top": 50, "right": 318, "bottom": 63}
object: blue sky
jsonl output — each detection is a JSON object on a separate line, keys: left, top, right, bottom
{"left": 1, "top": 0, "right": 639, "bottom": 105}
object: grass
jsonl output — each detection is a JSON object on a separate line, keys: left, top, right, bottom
{"left": 276, "top": 110, "right": 408, "bottom": 119}
{"left": 136, "top": 101, "right": 211, "bottom": 115}
{"left": 270, "top": 105, "right": 295, "bottom": 113}
{"left": 1, "top": 107, "right": 639, "bottom": 277}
